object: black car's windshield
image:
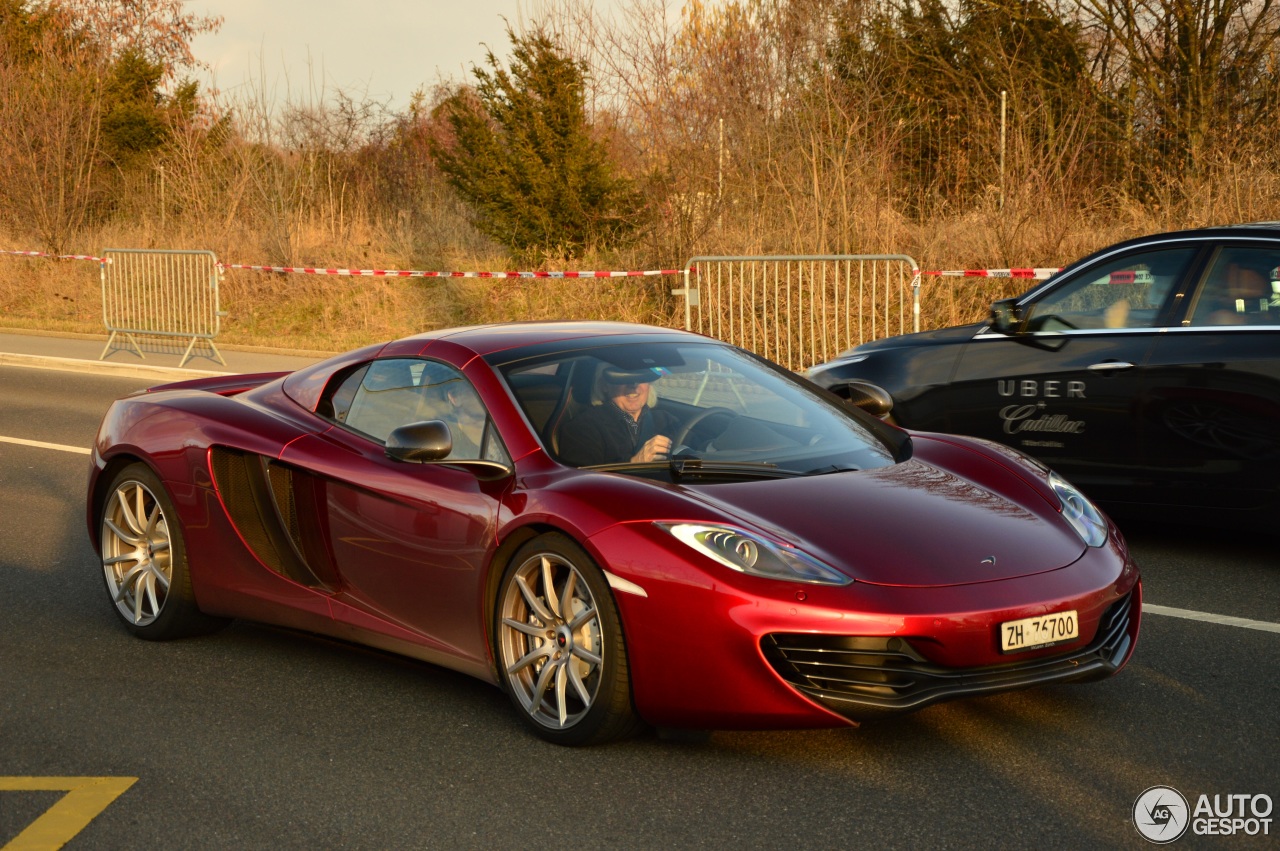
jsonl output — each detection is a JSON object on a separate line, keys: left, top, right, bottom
{"left": 497, "top": 341, "right": 899, "bottom": 474}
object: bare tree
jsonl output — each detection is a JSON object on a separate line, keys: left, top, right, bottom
{"left": 54, "top": 0, "right": 221, "bottom": 80}
{"left": 0, "top": 28, "right": 104, "bottom": 251}
{"left": 1081, "top": 0, "right": 1280, "bottom": 171}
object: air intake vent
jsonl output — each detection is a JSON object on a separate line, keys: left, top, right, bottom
{"left": 209, "top": 447, "right": 323, "bottom": 587}
{"left": 266, "top": 460, "right": 300, "bottom": 545}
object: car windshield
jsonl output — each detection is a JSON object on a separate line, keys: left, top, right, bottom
{"left": 497, "top": 341, "right": 899, "bottom": 475}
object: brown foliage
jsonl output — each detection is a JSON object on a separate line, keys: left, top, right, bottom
{"left": 3, "top": 0, "right": 1280, "bottom": 352}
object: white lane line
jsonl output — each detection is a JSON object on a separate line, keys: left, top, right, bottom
{"left": 0, "top": 351, "right": 228, "bottom": 380}
{"left": 0, "top": 435, "right": 92, "bottom": 455}
{"left": 2, "top": 436, "right": 1276, "bottom": 636}
{"left": 1145, "top": 604, "right": 1280, "bottom": 634}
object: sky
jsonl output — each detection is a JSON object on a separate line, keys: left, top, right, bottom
{"left": 189, "top": 1, "right": 628, "bottom": 110}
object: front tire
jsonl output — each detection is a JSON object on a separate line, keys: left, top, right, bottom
{"left": 98, "top": 463, "right": 227, "bottom": 640}
{"left": 495, "top": 533, "right": 643, "bottom": 745}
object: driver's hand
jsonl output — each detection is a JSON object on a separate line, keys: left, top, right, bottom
{"left": 632, "top": 435, "right": 672, "bottom": 463}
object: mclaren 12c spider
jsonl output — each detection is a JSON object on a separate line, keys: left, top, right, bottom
{"left": 87, "top": 322, "right": 1141, "bottom": 745}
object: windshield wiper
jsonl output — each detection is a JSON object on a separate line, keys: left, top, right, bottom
{"left": 668, "top": 459, "right": 793, "bottom": 482}
{"left": 803, "top": 464, "right": 862, "bottom": 477}
{"left": 589, "top": 458, "right": 795, "bottom": 482}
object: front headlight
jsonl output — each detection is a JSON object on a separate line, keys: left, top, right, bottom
{"left": 658, "top": 523, "right": 852, "bottom": 585}
{"left": 1049, "top": 472, "right": 1107, "bottom": 547}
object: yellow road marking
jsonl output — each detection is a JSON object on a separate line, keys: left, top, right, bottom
{"left": 0, "top": 777, "right": 137, "bottom": 851}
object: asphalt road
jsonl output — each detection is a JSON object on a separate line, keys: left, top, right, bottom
{"left": 1, "top": 364, "right": 1276, "bottom": 850}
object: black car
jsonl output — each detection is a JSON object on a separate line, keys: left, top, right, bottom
{"left": 808, "top": 223, "right": 1280, "bottom": 523}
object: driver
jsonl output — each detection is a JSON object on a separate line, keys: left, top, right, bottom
{"left": 559, "top": 366, "right": 679, "bottom": 466}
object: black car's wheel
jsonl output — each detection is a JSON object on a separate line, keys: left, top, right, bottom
{"left": 98, "top": 463, "right": 227, "bottom": 640}
{"left": 1161, "top": 400, "right": 1278, "bottom": 459}
{"left": 495, "top": 533, "right": 642, "bottom": 745}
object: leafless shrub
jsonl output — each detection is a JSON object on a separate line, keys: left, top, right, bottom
{"left": 0, "top": 30, "right": 105, "bottom": 252}
{"left": 5, "top": 0, "right": 1280, "bottom": 350}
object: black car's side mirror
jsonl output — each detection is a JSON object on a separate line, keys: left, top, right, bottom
{"left": 830, "top": 380, "right": 895, "bottom": 418}
{"left": 990, "top": 298, "right": 1023, "bottom": 335}
{"left": 386, "top": 420, "right": 453, "bottom": 463}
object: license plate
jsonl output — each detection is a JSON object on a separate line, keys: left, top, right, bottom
{"left": 1001, "top": 610, "right": 1079, "bottom": 653}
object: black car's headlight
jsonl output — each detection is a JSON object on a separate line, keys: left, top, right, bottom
{"left": 1049, "top": 472, "right": 1107, "bottom": 547}
{"left": 658, "top": 523, "right": 852, "bottom": 585}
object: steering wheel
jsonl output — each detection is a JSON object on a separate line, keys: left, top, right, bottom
{"left": 674, "top": 407, "right": 737, "bottom": 448}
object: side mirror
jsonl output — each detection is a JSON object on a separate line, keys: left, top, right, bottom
{"left": 386, "top": 420, "right": 452, "bottom": 463}
{"left": 830, "top": 380, "right": 894, "bottom": 418}
{"left": 990, "top": 298, "right": 1023, "bottom": 335}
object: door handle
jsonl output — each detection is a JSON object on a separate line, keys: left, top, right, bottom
{"left": 1087, "top": 361, "right": 1135, "bottom": 372}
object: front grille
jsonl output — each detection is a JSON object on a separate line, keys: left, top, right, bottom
{"left": 762, "top": 592, "right": 1134, "bottom": 721}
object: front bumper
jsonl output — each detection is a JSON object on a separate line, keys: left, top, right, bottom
{"left": 762, "top": 586, "right": 1139, "bottom": 722}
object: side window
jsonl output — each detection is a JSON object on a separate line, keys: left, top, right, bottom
{"left": 321, "top": 364, "right": 369, "bottom": 424}
{"left": 337, "top": 359, "right": 439, "bottom": 443}
{"left": 320, "top": 359, "right": 510, "bottom": 464}
{"left": 439, "top": 378, "right": 511, "bottom": 464}
{"left": 1187, "top": 247, "right": 1280, "bottom": 326}
{"left": 1024, "top": 248, "right": 1197, "bottom": 331}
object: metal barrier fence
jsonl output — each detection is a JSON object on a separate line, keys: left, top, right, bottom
{"left": 674, "top": 255, "right": 920, "bottom": 371}
{"left": 100, "top": 249, "right": 226, "bottom": 366}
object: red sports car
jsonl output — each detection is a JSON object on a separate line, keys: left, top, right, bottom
{"left": 87, "top": 321, "right": 1141, "bottom": 745}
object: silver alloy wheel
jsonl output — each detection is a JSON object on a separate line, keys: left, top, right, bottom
{"left": 101, "top": 479, "right": 173, "bottom": 627}
{"left": 498, "top": 552, "right": 604, "bottom": 730}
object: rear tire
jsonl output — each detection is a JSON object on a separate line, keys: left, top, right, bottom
{"left": 98, "top": 463, "right": 228, "bottom": 640}
{"left": 494, "top": 533, "right": 643, "bottom": 745}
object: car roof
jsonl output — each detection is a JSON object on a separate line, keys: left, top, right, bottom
{"left": 1207, "top": 221, "right": 1280, "bottom": 232}
{"left": 280, "top": 321, "right": 705, "bottom": 412}
{"left": 1106, "top": 222, "right": 1280, "bottom": 251}
{"left": 386, "top": 320, "right": 697, "bottom": 359}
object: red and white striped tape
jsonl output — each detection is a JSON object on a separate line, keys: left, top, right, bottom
{"left": 5, "top": 248, "right": 1063, "bottom": 282}
{"left": 1, "top": 249, "right": 110, "bottom": 263}
{"left": 914, "top": 267, "right": 1061, "bottom": 280}
{"left": 1, "top": 249, "right": 679, "bottom": 278}
{"left": 216, "top": 264, "right": 682, "bottom": 278}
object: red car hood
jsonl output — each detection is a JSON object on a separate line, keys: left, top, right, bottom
{"left": 680, "top": 458, "right": 1084, "bottom": 588}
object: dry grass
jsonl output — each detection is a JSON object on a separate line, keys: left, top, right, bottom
{"left": 0, "top": 255, "right": 103, "bottom": 333}
{"left": 4, "top": 159, "right": 1278, "bottom": 354}
{"left": 0, "top": 224, "right": 682, "bottom": 351}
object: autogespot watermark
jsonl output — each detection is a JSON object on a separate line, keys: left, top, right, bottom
{"left": 1133, "top": 785, "right": 1273, "bottom": 843}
